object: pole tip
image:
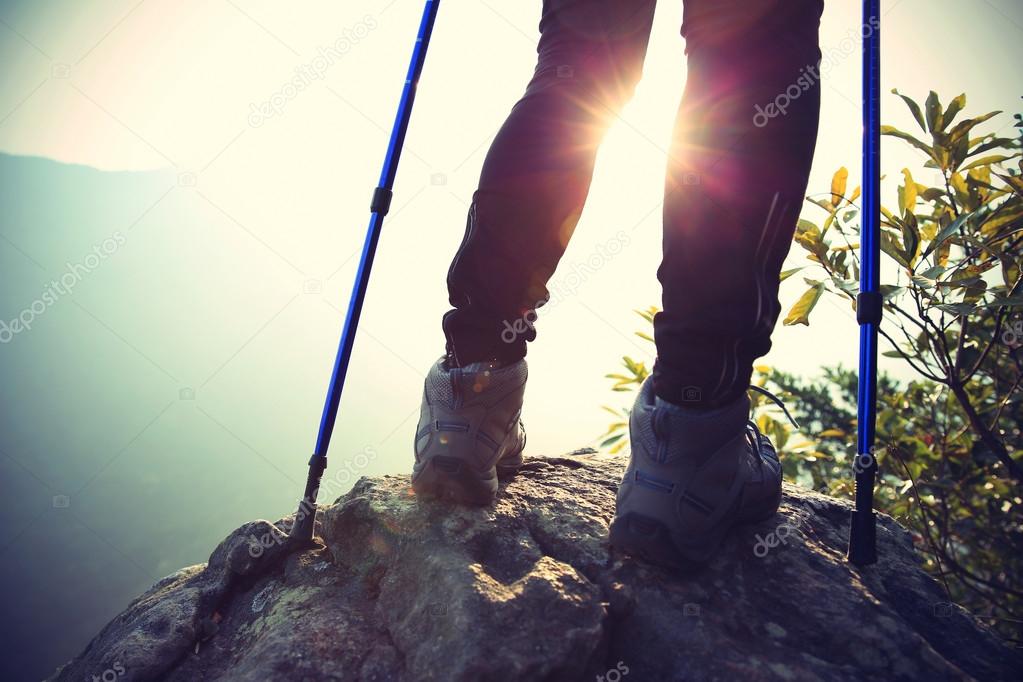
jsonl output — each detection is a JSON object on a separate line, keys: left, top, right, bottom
{"left": 847, "top": 509, "right": 878, "bottom": 566}
{"left": 287, "top": 497, "right": 319, "bottom": 550}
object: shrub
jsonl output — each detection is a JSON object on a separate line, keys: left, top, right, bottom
{"left": 601, "top": 91, "right": 1022, "bottom": 644}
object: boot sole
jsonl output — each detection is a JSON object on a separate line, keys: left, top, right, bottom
{"left": 609, "top": 489, "right": 782, "bottom": 570}
{"left": 608, "top": 512, "right": 716, "bottom": 571}
{"left": 412, "top": 452, "right": 522, "bottom": 507}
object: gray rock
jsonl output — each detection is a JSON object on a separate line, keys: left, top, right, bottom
{"left": 50, "top": 454, "right": 1021, "bottom": 681}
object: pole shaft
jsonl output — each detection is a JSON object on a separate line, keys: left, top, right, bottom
{"left": 850, "top": 0, "right": 880, "bottom": 565}
{"left": 314, "top": 0, "right": 440, "bottom": 460}
{"left": 290, "top": 1, "right": 441, "bottom": 545}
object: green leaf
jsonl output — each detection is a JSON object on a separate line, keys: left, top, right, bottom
{"left": 901, "top": 212, "right": 920, "bottom": 266}
{"left": 1001, "top": 255, "right": 1020, "bottom": 289}
{"left": 994, "top": 172, "right": 1023, "bottom": 197}
{"left": 879, "top": 285, "right": 906, "bottom": 301}
{"left": 881, "top": 126, "right": 938, "bottom": 163}
{"left": 921, "top": 213, "right": 969, "bottom": 261}
{"left": 830, "top": 277, "right": 858, "bottom": 296}
{"left": 910, "top": 274, "right": 934, "bottom": 289}
{"left": 880, "top": 230, "right": 910, "bottom": 268}
{"left": 984, "top": 294, "right": 1023, "bottom": 308}
{"left": 962, "top": 279, "right": 987, "bottom": 304}
{"left": 949, "top": 134, "right": 971, "bottom": 172}
{"left": 783, "top": 283, "right": 825, "bottom": 326}
{"left": 600, "top": 434, "right": 625, "bottom": 448}
{"left": 936, "top": 302, "right": 977, "bottom": 316}
{"left": 966, "top": 137, "right": 1016, "bottom": 158}
{"left": 924, "top": 91, "right": 943, "bottom": 132}
{"left": 891, "top": 88, "right": 927, "bottom": 132}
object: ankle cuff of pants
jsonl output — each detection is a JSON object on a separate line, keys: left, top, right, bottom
{"left": 651, "top": 357, "right": 751, "bottom": 409}
{"left": 446, "top": 341, "right": 526, "bottom": 368}
{"left": 442, "top": 308, "right": 532, "bottom": 367}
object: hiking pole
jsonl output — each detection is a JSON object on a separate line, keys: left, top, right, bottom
{"left": 289, "top": 0, "right": 441, "bottom": 548}
{"left": 848, "top": 0, "right": 880, "bottom": 566}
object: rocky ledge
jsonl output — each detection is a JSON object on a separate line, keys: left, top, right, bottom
{"left": 52, "top": 452, "right": 1020, "bottom": 681}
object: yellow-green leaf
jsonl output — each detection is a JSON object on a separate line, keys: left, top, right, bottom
{"left": 920, "top": 220, "right": 937, "bottom": 241}
{"left": 942, "top": 93, "right": 966, "bottom": 129}
{"left": 980, "top": 207, "right": 1023, "bottom": 237}
{"left": 948, "top": 111, "right": 1002, "bottom": 144}
{"left": 830, "top": 167, "right": 849, "bottom": 206}
{"left": 779, "top": 267, "right": 804, "bottom": 282}
{"left": 950, "top": 172, "right": 968, "bottom": 198}
{"left": 899, "top": 168, "right": 917, "bottom": 214}
{"left": 783, "top": 283, "right": 825, "bottom": 326}
{"left": 960, "top": 154, "right": 1019, "bottom": 172}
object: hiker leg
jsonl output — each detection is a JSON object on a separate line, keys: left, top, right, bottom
{"left": 442, "top": 0, "right": 656, "bottom": 366}
{"left": 652, "top": 0, "right": 824, "bottom": 407}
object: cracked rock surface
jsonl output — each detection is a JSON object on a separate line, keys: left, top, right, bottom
{"left": 51, "top": 453, "right": 1021, "bottom": 681}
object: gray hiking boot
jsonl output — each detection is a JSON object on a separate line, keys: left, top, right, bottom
{"left": 412, "top": 356, "right": 527, "bottom": 505}
{"left": 609, "top": 377, "right": 785, "bottom": 568}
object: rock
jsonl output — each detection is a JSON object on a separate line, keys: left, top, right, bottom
{"left": 50, "top": 453, "right": 1021, "bottom": 681}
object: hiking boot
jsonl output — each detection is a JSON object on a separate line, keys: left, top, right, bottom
{"left": 412, "top": 356, "right": 527, "bottom": 505}
{"left": 608, "top": 377, "right": 784, "bottom": 568}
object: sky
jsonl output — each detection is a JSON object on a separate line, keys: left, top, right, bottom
{"left": 2, "top": 0, "right": 1022, "bottom": 503}
{"left": 1, "top": 0, "right": 1022, "bottom": 504}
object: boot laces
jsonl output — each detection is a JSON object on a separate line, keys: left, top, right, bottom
{"left": 749, "top": 384, "right": 799, "bottom": 429}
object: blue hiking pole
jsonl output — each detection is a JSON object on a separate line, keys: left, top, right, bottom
{"left": 848, "top": 0, "right": 880, "bottom": 566}
{"left": 289, "top": 0, "right": 441, "bottom": 547}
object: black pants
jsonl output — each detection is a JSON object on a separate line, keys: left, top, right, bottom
{"left": 442, "top": 0, "right": 824, "bottom": 408}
